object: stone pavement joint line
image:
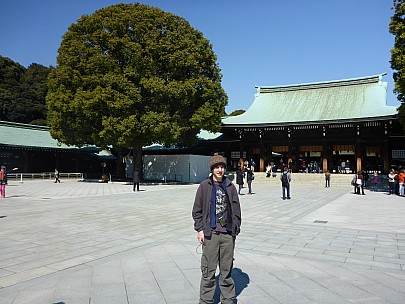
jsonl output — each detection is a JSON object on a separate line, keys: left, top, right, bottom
{"left": 0, "top": 179, "right": 404, "bottom": 303}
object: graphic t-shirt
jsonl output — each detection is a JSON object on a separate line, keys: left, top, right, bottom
{"left": 213, "top": 181, "right": 228, "bottom": 233}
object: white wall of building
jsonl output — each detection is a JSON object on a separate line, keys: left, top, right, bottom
{"left": 126, "top": 154, "right": 212, "bottom": 183}
{"left": 143, "top": 154, "right": 211, "bottom": 183}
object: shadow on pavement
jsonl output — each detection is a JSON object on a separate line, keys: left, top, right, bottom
{"left": 213, "top": 267, "right": 250, "bottom": 304}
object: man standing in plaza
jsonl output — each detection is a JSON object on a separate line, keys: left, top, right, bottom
{"left": 133, "top": 169, "right": 140, "bottom": 191}
{"left": 388, "top": 168, "right": 397, "bottom": 195}
{"left": 280, "top": 167, "right": 291, "bottom": 200}
{"left": 192, "top": 154, "right": 242, "bottom": 304}
{"left": 398, "top": 169, "right": 405, "bottom": 196}
{"left": 245, "top": 166, "right": 254, "bottom": 195}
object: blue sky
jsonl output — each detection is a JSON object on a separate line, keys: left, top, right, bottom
{"left": 0, "top": 0, "right": 398, "bottom": 113}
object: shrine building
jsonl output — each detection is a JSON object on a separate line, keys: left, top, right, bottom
{"left": 202, "top": 74, "right": 405, "bottom": 173}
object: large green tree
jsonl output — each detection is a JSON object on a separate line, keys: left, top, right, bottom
{"left": 19, "top": 63, "right": 51, "bottom": 125}
{"left": 390, "top": 0, "right": 405, "bottom": 132}
{"left": 0, "top": 56, "right": 50, "bottom": 125}
{"left": 0, "top": 56, "right": 25, "bottom": 121}
{"left": 46, "top": 3, "right": 227, "bottom": 170}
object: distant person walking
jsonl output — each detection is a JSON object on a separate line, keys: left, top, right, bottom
{"left": 250, "top": 158, "right": 256, "bottom": 171}
{"left": 388, "top": 169, "right": 396, "bottom": 195}
{"left": 133, "top": 169, "right": 140, "bottom": 192}
{"left": 355, "top": 170, "right": 365, "bottom": 195}
{"left": 341, "top": 160, "right": 346, "bottom": 173}
{"left": 265, "top": 164, "right": 271, "bottom": 178}
{"left": 398, "top": 169, "right": 405, "bottom": 196}
{"left": 280, "top": 167, "right": 291, "bottom": 200}
{"left": 246, "top": 167, "right": 254, "bottom": 195}
{"left": 325, "top": 170, "right": 331, "bottom": 188}
{"left": 236, "top": 166, "right": 244, "bottom": 194}
{"left": 363, "top": 171, "right": 369, "bottom": 188}
{"left": 54, "top": 168, "right": 61, "bottom": 183}
{"left": 271, "top": 165, "right": 277, "bottom": 178}
{"left": 372, "top": 172, "right": 379, "bottom": 192}
{"left": 0, "top": 166, "right": 7, "bottom": 198}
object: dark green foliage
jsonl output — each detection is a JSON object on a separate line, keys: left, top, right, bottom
{"left": 0, "top": 56, "right": 25, "bottom": 121}
{"left": 46, "top": 3, "right": 227, "bottom": 169}
{"left": 228, "top": 109, "right": 245, "bottom": 116}
{"left": 390, "top": 0, "right": 405, "bottom": 132}
{"left": 0, "top": 56, "right": 50, "bottom": 124}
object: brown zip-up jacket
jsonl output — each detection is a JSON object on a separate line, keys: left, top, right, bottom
{"left": 192, "top": 176, "right": 241, "bottom": 237}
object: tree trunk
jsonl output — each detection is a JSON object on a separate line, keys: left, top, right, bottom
{"left": 133, "top": 146, "right": 143, "bottom": 178}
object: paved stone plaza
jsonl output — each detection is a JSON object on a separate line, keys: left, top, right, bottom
{"left": 0, "top": 177, "right": 404, "bottom": 303}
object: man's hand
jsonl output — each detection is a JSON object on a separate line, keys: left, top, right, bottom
{"left": 198, "top": 230, "right": 204, "bottom": 244}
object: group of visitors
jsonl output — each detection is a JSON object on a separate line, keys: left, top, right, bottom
{"left": 351, "top": 168, "right": 405, "bottom": 196}
{"left": 352, "top": 170, "right": 366, "bottom": 195}
{"left": 299, "top": 159, "right": 321, "bottom": 173}
{"left": 388, "top": 168, "right": 405, "bottom": 196}
{"left": 236, "top": 159, "right": 255, "bottom": 195}
{"left": 338, "top": 160, "right": 352, "bottom": 173}
{"left": 351, "top": 170, "right": 379, "bottom": 194}
{"left": 265, "top": 163, "right": 278, "bottom": 178}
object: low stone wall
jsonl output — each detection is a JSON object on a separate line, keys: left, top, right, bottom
{"left": 228, "top": 172, "right": 355, "bottom": 187}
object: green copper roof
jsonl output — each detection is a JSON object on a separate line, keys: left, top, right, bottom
{"left": 223, "top": 74, "right": 398, "bottom": 126}
{"left": 0, "top": 121, "right": 96, "bottom": 151}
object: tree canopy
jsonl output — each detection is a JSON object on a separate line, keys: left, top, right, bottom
{"left": 228, "top": 109, "right": 245, "bottom": 116}
{"left": 0, "top": 56, "right": 50, "bottom": 125}
{"left": 46, "top": 3, "right": 227, "bottom": 168}
{"left": 390, "top": 0, "right": 405, "bottom": 132}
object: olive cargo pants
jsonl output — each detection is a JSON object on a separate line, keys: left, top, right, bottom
{"left": 199, "top": 232, "right": 235, "bottom": 304}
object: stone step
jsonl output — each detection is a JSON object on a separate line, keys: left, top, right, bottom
{"left": 228, "top": 172, "right": 375, "bottom": 187}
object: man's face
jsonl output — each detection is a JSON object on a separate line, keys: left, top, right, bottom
{"left": 212, "top": 165, "right": 225, "bottom": 181}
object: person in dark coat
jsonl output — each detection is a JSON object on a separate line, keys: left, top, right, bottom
{"left": 54, "top": 168, "right": 60, "bottom": 183}
{"left": 133, "top": 169, "right": 140, "bottom": 191}
{"left": 325, "top": 170, "right": 331, "bottom": 188}
{"left": 236, "top": 166, "right": 244, "bottom": 194}
{"left": 271, "top": 165, "right": 277, "bottom": 178}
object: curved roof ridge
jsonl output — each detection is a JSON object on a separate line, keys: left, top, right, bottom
{"left": 256, "top": 73, "right": 387, "bottom": 93}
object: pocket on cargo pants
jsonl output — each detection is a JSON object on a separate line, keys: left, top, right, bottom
{"left": 201, "top": 250, "right": 209, "bottom": 278}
